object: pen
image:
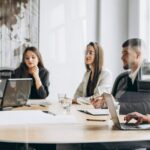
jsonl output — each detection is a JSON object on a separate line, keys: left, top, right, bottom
{"left": 86, "top": 118, "right": 106, "bottom": 122}
{"left": 40, "top": 104, "right": 46, "bottom": 107}
{"left": 43, "top": 111, "right": 56, "bottom": 116}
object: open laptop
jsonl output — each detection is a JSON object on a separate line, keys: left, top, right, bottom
{"left": 0, "top": 79, "right": 7, "bottom": 98}
{"left": 103, "top": 92, "right": 150, "bottom": 130}
{"left": 0, "top": 78, "right": 32, "bottom": 110}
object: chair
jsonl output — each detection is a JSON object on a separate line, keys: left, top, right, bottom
{"left": 0, "top": 67, "right": 14, "bottom": 79}
{"left": 111, "top": 71, "right": 129, "bottom": 97}
{"left": 0, "top": 67, "right": 14, "bottom": 98}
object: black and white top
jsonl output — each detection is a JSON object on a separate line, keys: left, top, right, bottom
{"left": 74, "top": 68, "right": 112, "bottom": 101}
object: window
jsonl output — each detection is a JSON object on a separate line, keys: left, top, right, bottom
{"left": 139, "top": 0, "right": 150, "bottom": 60}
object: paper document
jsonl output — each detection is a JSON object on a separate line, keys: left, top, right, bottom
{"left": 27, "top": 100, "right": 51, "bottom": 106}
{"left": 0, "top": 110, "right": 77, "bottom": 125}
{"left": 77, "top": 97, "right": 91, "bottom": 105}
{"left": 78, "top": 108, "right": 109, "bottom": 116}
{"left": 137, "top": 124, "right": 150, "bottom": 129}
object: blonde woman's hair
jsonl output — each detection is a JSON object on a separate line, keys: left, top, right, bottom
{"left": 85, "top": 42, "right": 104, "bottom": 92}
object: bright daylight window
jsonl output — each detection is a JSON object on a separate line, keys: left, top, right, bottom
{"left": 139, "top": 0, "right": 150, "bottom": 60}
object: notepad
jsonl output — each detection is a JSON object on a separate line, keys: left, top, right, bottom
{"left": 78, "top": 108, "right": 109, "bottom": 116}
{"left": 0, "top": 110, "right": 77, "bottom": 125}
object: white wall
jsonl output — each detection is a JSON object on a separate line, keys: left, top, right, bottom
{"left": 128, "top": 0, "right": 149, "bottom": 60}
{"left": 99, "top": 0, "right": 129, "bottom": 81}
{"left": 39, "top": 0, "right": 131, "bottom": 101}
{"left": 128, "top": 0, "right": 140, "bottom": 38}
{"left": 40, "top": 0, "right": 97, "bottom": 100}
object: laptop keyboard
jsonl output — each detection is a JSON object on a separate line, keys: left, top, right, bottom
{"left": 120, "top": 123, "right": 138, "bottom": 129}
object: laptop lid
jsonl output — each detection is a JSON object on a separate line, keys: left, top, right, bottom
{"left": 103, "top": 93, "right": 121, "bottom": 129}
{"left": 1, "top": 78, "right": 32, "bottom": 109}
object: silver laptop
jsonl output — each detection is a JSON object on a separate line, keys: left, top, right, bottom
{"left": 0, "top": 78, "right": 32, "bottom": 110}
{"left": 103, "top": 92, "right": 150, "bottom": 130}
{"left": 0, "top": 79, "right": 7, "bottom": 98}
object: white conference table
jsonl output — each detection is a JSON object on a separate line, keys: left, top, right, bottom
{"left": 0, "top": 101, "right": 149, "bottom": 145}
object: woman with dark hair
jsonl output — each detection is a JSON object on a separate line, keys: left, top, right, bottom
{"left": 12, "top": 46, "right": 50, "bottom": 99}
{"left": 73, "top": 42, "right": 112, "bottom": 104}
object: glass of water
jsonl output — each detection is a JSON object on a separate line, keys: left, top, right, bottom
{"left": 61, "top": 97, "right": 72, "bottom": 114}
{"left": 57, "top": 93, "right": 66, "bottom": 104}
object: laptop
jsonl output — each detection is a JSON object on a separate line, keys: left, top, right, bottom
{"left": 103, "top": 92, "right": 150, "bottom": 130}
{"left": 0, "top": 79, "right": 7, "bottom": 98}
{"left": 78, "top": 108, "right": 109, "bottom": 116}
{"left": 0, "top": 78, "right": 32, "bottom": 110}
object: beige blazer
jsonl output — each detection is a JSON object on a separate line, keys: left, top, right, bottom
{"left": 74, "top": 68, "right": 112, "bottom": 99}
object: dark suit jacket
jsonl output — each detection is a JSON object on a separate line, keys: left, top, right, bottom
{"left": 12, "top": 67, "right": 50, "bottom": 99}
{"left": 112, "top": 70, "right": 150, "bottom": 114}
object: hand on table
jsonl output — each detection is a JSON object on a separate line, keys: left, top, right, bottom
{"left": 90, "top": 96, "right": 106, "bottom": 109}
{"left": 124, "top": 112, "right": 150, "bottom": 125}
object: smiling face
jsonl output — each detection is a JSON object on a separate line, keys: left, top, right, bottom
{"left": 121, "top": 47, "right": 140, "bottom": 70}
{"left": 121, "top": 48, "right": 130, "bottom": 69}
{"left": 24, "top": 50, "right": 39, "bottom": 68}
{"left": 85, "top": 45, "right": 95, "bottom": 66}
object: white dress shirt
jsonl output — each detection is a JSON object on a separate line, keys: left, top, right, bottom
{"left": 129, "top": 65, "right": 141, "bottom": 84}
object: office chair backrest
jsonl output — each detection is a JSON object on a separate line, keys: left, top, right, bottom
{"left": 0, "top": 68, "right": 14, "bottom": 98}
{"left": 111, "top": 71, "right": 129, "bottom": 97}
{"left": 0, "top": 68, "right": 14, "bottom": 79}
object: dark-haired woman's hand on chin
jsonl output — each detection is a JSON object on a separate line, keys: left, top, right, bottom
{"left": 30, "top": 66, "right": 39, "bottom": 77}
{"left": 30, "top": 66, "right": 42, "bottom": 90}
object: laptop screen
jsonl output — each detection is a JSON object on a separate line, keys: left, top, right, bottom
{"left": 0, "top": 79, "right": 7, "bottom": 98}
{"left": 1, "top": 78, "right": 32, "bottom": 108}
{"left": 103, "top": 93, "right": 121, "bottom": 129}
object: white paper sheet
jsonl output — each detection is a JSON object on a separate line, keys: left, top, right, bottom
{"left": 27, "top": 100, "right": 51, "bottom": 106}
{"left": 77, "top": 97, "right": 91, "bottom": 105}
{"left": 137, "top": 124, "right": 150, "bottom": 129}
{"left": 0, "top": 110, "right": 77, "bottom": 125}
{"left": 78, "top": 108, "right": 109, "bottom": 115}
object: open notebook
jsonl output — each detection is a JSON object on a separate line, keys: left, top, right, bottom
{"left": 78, "top": 108, "right": 109, "bottom": 116}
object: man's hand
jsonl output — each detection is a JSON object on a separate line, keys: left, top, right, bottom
{"left": 90, "top": 96, "right": 105, "bottom": 109}
{"left": 124, "top": 112, "right": 150, "bottom": 125}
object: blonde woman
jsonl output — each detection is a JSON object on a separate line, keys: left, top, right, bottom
{"left": 73, "top": 42, "right": 112, "bottom": 104}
